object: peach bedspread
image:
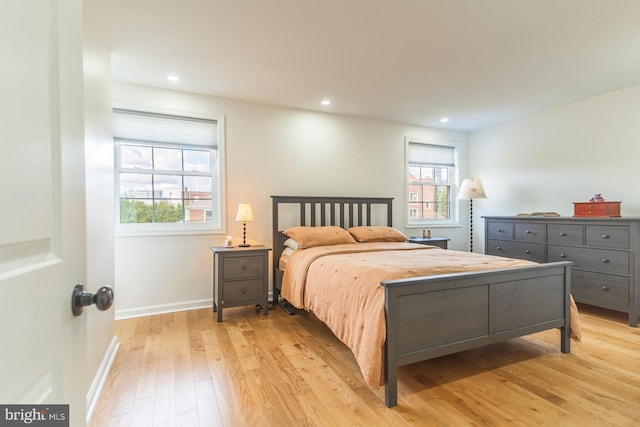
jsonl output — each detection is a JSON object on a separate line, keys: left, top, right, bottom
{"left": 281, "top": 242, "right": 580, "bottom": 387}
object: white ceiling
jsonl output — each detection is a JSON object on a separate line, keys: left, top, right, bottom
{"left": 92, "top": 0, "right": 640, "bottom": 132}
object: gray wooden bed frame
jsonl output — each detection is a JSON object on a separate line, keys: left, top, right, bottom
{"left": 271, "top": 195, "right": 572, "bottom": 407}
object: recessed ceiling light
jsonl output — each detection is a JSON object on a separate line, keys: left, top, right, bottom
{"left": 167, "top": 75, "right": 180, "bottom": 82}
{"left": 440, "top": 117, "right": 449, "bottom": 123}
{"left": 321, "top": 99, "right": 331, "bottom": 106}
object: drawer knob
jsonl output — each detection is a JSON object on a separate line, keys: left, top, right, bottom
{"left": 560, "top": 232, "right": 567, "bottom": 237}
{"left": 602, "top": 258, "right": 610, "bottom": 263}
{"left": 601, "top": 286, "right": 609, "bottom": 291}
{"left": 560, "top": 253, "right": 567, "bottom": 258}
{"left": 496, "top": 246, "right": 502, "bottom": 250}
{"left": 525, "top": 230, "right": 531, "bottom": 234}
{"left": 525, "top": 249, "right": 531, "bottom": 254}
{"left": 241, "top": 288, "right": 247, "bottom": 293}
{"left": 496, "top": 228, "right": 502, "bottom": 232}
{"left": 241, "top": 264, "right": 247, "bottom": 270}
{"left": 602, "top": 234, "right": 610, "bottom": 239}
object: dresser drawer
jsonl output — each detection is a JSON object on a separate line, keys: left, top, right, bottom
{"left": 486, "top": 240, "right": 545, "bottom": 263}
{"left": 487, "top": 221, "right": 514, "bottom": 240}
{"left": 547, "top": 224, "right": 583, "bottom": 246}
{"left": 548, "top": 245, "right": 629, "bottom": 274}
{"left": 222, "top": 278, "right": 264, "bottom": 303}
{"left": 223, "top": 255, "right": 264, "bottom": 280}
{"left": 572, "top": 270, "right": 628, "bottom": 309}
{"left": 514, "top": 222, "right": 546, "bottom": 243}
{"left": 586, "top": 225, "right": 629, "bottom": 249}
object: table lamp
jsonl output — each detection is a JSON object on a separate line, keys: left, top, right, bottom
{"left": 235, "top": 203, "right": 254, "bottom": 247}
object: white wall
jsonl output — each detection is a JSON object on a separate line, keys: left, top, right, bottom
{"left": 83, "top": 3, "right": 116, "bottom": 418}
{"left": 469, "top": 83, "right": 640, "bottom": 251}
{"left": 112, "top": 82, "right": 469, "bottom": 316}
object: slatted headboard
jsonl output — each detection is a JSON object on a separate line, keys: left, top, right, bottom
{"left": 271, "top": 195, "right": 394, "bottom": 304}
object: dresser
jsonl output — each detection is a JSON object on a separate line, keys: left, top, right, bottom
{"left": 483, "top": 216, "right": 640, "bottom": 327}
{"left": 211, "top": 245, "right": 271, "bottom": 322}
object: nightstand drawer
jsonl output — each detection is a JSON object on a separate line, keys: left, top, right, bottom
{"left": 222, "top": 278, "right": 264, "bottom": 303}
{"left": 548, "top": 245, "right": 629, "bottom": 274}
{"left": 223, "top": 256, "right": 264, "bottom": 280}
{"left": 572, "top": 270, "right": 628, "bottom": 309}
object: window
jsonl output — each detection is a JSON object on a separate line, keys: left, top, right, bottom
{"left": 114, "top": 109, "right": 224, "bottom": 235}
{"left": 406, "top": 140, "right": 458, "bottom": 226}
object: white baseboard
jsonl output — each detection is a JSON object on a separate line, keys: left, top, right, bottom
{"left": 115, "top": 298, "right": 213, "bottom": 320}
{"left": 86, "top": 335, "right": 119, "bottom": 423}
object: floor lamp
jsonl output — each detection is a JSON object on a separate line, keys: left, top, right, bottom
{"left": 458, "top": 178, "right": 487, "bottom": 252}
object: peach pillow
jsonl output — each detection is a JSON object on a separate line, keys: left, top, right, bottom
{"left": 347, "top": 226, "right": 408, "bottom": 242}
{"left": 283, "top": 226, "right": 356, "bottom": 249}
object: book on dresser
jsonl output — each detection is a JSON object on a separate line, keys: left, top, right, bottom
{"left": 483, "top": 215, "right": 640, "bottom": 327}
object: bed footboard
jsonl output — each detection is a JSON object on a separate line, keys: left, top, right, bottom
{"left": 381, "top": 261, "right": 572, "bottom": 407}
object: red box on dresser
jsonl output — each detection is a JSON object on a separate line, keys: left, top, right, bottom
{"left": 573, "top": 201, "right": 621, "bottom": 217}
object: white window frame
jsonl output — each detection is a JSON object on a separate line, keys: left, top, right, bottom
{"left": 114, "top": 109, "right": 226, "bottom": 236}
{"left": 405, "top": 138, "right": 463, "bottom": 228}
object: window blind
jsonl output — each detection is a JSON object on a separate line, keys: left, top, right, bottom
{"left": 407, "top": 142, "right": 454, "bottom": 166}
{"left": 113, "top": 109, "right": 217, "bottom": 148}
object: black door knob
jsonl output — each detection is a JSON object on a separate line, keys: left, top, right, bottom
{"left": 72, "top": 284, "right": 114, "bottom": 316}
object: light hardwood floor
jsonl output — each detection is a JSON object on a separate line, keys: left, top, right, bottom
{"left": 90, "top": 304, "right": 640, "bottom": 427}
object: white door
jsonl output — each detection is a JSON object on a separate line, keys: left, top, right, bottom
{"left": 0, "top": 1, "right": 88, "bottom": 425}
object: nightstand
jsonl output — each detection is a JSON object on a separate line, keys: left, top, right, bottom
{"left": 408, "top": 237, "right": 449, "bottom": 249}
{"left": 211, "top": 245, "right": 271, "bottom": 322}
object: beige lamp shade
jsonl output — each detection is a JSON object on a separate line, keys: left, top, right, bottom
{"left": 458, "top": 178, "right": 487, "bottom": 200}
{"left": 235, "top": 204, "right": 254, "bottom": 222}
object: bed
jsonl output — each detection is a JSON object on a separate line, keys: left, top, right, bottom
{"left": 271, "top": 195, "right": 574, "bottom": 407}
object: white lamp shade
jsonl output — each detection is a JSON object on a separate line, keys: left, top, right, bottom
{"left": 235, "top": 203, "right": 254, "bottom": 222}
{"left": 458, "top": 178, "right": 487, "bottom": 200}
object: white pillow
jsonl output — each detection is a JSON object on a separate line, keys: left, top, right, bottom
{"left": 282, "top": 247, "right": 295, "bottom": 257}
{"left": 283, "top": 238, "right": 299, "bottom": 250}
